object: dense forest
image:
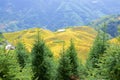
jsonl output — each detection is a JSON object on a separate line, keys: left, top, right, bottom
{"left": 0, "top": 26, "right": 120, "bottom": 80}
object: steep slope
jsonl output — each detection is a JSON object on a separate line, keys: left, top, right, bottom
{"left": 0, "top": 0, "right": 120, "bottom": 32}
{"left": 90, "top": 15, "right": 120, "bottom": 37}
{"left": 3, "top": 26, "right": 97, "bottom": 63}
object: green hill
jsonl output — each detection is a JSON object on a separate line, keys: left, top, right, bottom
{"left": 90, "top": 15, "right": 120, "bottom": 37}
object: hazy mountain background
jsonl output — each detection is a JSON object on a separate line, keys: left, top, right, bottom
{"left": 0, "top": 0, "right": 120, "bottom": 32}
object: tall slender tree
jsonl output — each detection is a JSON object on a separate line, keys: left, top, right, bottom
{"left": 57, "top": 43, "right": 72, "bottom": 80}
{"left": 15, "top": 42, "right": 27, "bottom": 70}
{"left": 66, "top": 40, "right": 80, "bottom": 79}
{"left": 86, "top": 26, "right": 108, "bottom": 69}
{"left": 57, "top": 40, "right": 81, "bottom": 80}
{"left": 31, "top": 30, "right": 54, "bottom": 80}
{"left": 86, "top": 24, "right": 109, "bottom": 79}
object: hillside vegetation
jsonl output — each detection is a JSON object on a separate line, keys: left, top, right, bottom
{"left": 90, "top": 15, "right": 120, "bottom": 37}
{"left": 1, "top": 26, "right": 120, "bottom": 80}
{"left": 0, "top": 33, "right": 5, "bottom": 45}
{"left": 3, "top": 26, "right": 97, "bottom": 63}
{"left": 0, "top": 0, "right": 120, "bottom": 32}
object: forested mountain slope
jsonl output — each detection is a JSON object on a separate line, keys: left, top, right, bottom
{"left": 0, "top": 0, "right": 120, "bottom": 32}
{"left": 90, "top": 15, "right": 120, "bottom": 37}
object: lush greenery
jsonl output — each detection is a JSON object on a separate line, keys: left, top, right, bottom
{"left": 31, "top": 33, "right": 55, "bottom": 80}
{"left": 57, "top": 41, "right": 84, "bottom": 80}
{"left": 0, "top": 27, "right": 120, "bottom": 80}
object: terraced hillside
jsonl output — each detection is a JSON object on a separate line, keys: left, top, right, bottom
{"left": 3, "top": 26, "right": 97, "bottom": 63}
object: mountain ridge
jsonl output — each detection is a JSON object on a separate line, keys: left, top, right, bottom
{"left": 0, "top": 0, "right": 120, "bottom": 32}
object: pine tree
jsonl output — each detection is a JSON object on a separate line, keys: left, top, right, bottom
{"left": 18, "top": 64, "right": 33, "bottom": 80}
{"left": 0, "top": 51, "right": 20, "bottom": 80}
{"left": 57, "top": 44, "right": 72, "bottom": 80}
{"left": 15, "top": 42, "right": 27, "bottom": 70}
{"left": 97, "top": 44, "right": 120, "bottom": 80}
{"left": 66, "top": 40, "right": 80, "bottom": 79}
{"left": 31, "top": 30, "right": 54, "bottom": 80}
{"left": 57, "top": 40, "right": 81, "bottom": 80}
{"left": 86, "top": 28, "right": 108, "bottom": 69}
{"left": 85, "top": 25, "right": 109, "bottom": 79}
{"left": 96, "top": 28, "right": 120, "bottom": 80}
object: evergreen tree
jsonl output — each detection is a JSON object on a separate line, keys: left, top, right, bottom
{"left": 15, "top": 42, "right": 27, "bottom": 70}
{"left": 57, "top": 40, "right": 81, "bottom": 80}
{"left": 18, "top": 64, "right": 33, "bottom": 80}
{"left": 96, "top": 28, "right": 120, "bottom": 80}
{"left": 86, "top": 29, "right": 108, "bottom": 69}
{"left": 0, "top": 51, "right": 20, "bottom": 80}
{"left": 57, "top": 44, "right": 72, "bottom": 80}
{"left": 86, "top": 25, "right": 109, "bottom": 79}
{"left": 66, "top": 40, "right": 80, "bottom": 79}
{"left": 31, "top": 31, "right": 54, "bottom": 80}
{"left": 97, "top": 44, "right": 120, "bottom": 80}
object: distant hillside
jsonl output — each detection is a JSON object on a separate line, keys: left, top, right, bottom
{"left": 0, "top": 0, "right": 120, "bottom": 32}
{"left": 3, "top": 26, "right": 97, "bottom": 63}
{"left": 90, "top": 15, "right": 120, "bottom": 37}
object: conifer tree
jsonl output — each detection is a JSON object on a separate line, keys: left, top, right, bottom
{"left": 85, "top": 24, "right": 110, "bottom": 79}
{"left": 96, "top": 28, "right": 120, "bottom": 80}
{"left": 86, "top": 26, "right": 108, "bottom": 70}
{"left": 57, "top": 40, "right": 81, "bottom": 80}
{"left": 66, "top": 40, "right": 80, "bottom": 79}
{"left": 18, "top": 64, "right": 33, "bottom": 80}
{"left": 31, "top": 30, "right": 54, "bottom": 80}
{"left": 0, "top": 51, "right": 20, "bottom": 80}
{"left": 57, "top": 44, "right": 72, "bottom": 80}
{"left": 97, "top": 44, "right": 120, "bottom": 80}
{"left": 15, "top": 42, "right": 27, "bottom": 69}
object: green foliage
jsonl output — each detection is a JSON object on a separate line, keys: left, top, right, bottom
{"left": 57, "top": 48, "right": 72, "bottom": 80}
{"left": 86, "top": 28, "right": 109, "bottom": 79}
{"left": 86, "top": 31, "right": 108, "bottom": 69}
{"left": 0, "top": 33, "right": 5, "bottom": 45}
{"left": 15, "top": 42, "right": 28, "bottom": 69}
{"left": 31, "top": 32, "right": 55, "bottom": 80}
{"left": 85, "top": 26, "right": 120, "bottom": 79}
{"left": 66, "top": 40, "right": 80, "bottom": 78}
{"left": 96, "top": 44, "right": 120, "bottom": 80}
{"left": 0, "top": 51, "right": 20, "bottom": 80}
{"left": 17, "top": 64, "right": 33, "bottom": 80}
{"left": 57, "top": 40, "right": 84, "bottom": 80}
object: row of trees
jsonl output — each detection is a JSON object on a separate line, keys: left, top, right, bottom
{"left": 0, "top": 32, "right": 85, "bottom": 80}
{"left": 0, "top": 27, "right": 120, "bottom": 80}
{"left": 86, "top": 27, "right": 120, "bottom": 80}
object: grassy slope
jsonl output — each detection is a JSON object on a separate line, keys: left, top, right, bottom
{"left": 3, "top": 26, "right": 97, "bottom": 63}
